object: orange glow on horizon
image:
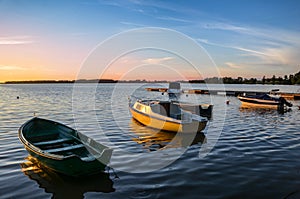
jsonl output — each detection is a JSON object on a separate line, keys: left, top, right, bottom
{"left": 0, "top": 65, "right": 78, "bottom": 82}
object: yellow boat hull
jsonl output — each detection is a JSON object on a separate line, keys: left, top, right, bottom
{"left": 239, "top": 101, "right": 278, "bottom": 109}
{"left": 130, "top": 107, "right": 206, "bottom": 133}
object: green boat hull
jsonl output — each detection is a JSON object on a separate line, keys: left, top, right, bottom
{"left": 25, "top": 149, "right": 106, "bottom": 177}
{"left": 19, "top": 117, "right": 112, "bottom": 177}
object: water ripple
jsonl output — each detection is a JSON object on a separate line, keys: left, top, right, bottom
{"left": 1, "top": 84, "right": 300, "bottom": 198}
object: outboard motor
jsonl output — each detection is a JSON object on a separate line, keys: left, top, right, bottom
{"left": 168, "top": 82, "right": 182, "bottom": 100}
{"left": 284, "top": 99, "right": 293, "bottom": 107}
{"left": 277, "top": 97, "right": 293, "bottom": 113}
{"left": 280, "top": 97, "right": 293, "bottom": 107}
{"left": 277, "top": 97, "right": 285, "bottom": 113}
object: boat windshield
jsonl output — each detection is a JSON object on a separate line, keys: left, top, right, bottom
{"left": 150, "top": 102, "right": 170, "bottom": 116}
{"left": 150, "top": 101, "right": 182, "bottom": 119}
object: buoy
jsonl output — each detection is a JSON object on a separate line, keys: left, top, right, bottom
{"left": 226, "top": 100, "right": 230, "bottom": 105}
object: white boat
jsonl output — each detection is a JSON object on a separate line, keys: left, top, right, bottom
{"left": 129, "top": 99, "right": 208, "bottom": 133}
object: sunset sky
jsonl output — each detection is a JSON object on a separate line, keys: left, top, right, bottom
{"left": 1, "top": 0, "right": 300, "bottom": 82}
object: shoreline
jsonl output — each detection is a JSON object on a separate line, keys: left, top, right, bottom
{"left": 1, "top": 80, "right": 299, "bottom": 85}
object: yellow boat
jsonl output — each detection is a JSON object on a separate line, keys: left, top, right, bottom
{"left": 129, "top": 99, "right": 208, "bottom": 133}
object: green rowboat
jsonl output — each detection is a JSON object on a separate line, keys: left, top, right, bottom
{"left": 19, "top": 117, "right": 112, "bottom": 177}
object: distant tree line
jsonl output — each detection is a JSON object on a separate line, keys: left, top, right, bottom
{"left": 4, "top": 79, "right": 118, "bottom": 84}
{"left": 4, "top": 80, "right": 75, "bottom": 84}
{"left": 261, "top": 71, "right": 300, "bottom": 85}
{"left": 190, "top": 70, "right": 300, "bottom": 85}
{"left": 4, "top": 71, "right": 300, "bottom": 85}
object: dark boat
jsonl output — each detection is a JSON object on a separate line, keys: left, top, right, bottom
{"left": 238, "top": 92, "right": 293, "bottom": 111}
{"left": 19, "top": 117, "right": 113, "bottom": 177}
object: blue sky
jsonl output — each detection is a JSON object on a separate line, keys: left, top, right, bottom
{"left": 0, "top": 0, "right": 300, "bottom": 81}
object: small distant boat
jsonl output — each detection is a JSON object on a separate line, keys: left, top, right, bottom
{"left": 238, "top": 91, "right": 293, "bottom": 110}
{"left": 129, "top": 99, "right": 208, "bottom": 133}
{"left": 19, "top": 117, "right": 113, "bottom": 177}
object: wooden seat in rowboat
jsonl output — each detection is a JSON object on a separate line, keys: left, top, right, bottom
{"left": 33, "top": 137, "right": 74, "bottom": 146}
{"left": 44, "top": 144, "right": 85, "bottom": 153}
{"left": 80, "top": 155, "right": 96, "bottom": 161}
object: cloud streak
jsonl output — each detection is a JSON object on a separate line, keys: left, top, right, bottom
{"left": 156, "top": 16, "right": 192, "bottom": 23}
{"left": 202, "top": 20, "right": 300, "bottom": 46}
{"left": 197, "top": 38, "right": 270, "bottom": 57}
{"left": 197, "top": 30, "right": 299, "bottom": 67}
{"left": 0, "top": 65, "right": 28, "bottom": 70}
{"left": 202, "top": 22, "right": 250, "bottom": 33}
{"left": 224, "top": 62, "right": 243, "bottom": 69}
{"left": 120, "top": 21, "right": 147, "bottom": 27}
{"left": 142, "top": 57, "right": 174, "bottom": 64}
{"left": 0, "top": 36, "right": 34, "bottom": 45}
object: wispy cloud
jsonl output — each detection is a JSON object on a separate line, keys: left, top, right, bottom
{"left": 126, "top": 0, "right": 182, "bottom": 13}
{"left": 0, "top": 65, "right": 28, "bottom": 70}
{"left": 92, "top": 0, "right": 123, "bottom": 7}
{"left": 224, "top": 62, "right": 242, "bottom": 69}
{"left": 201, "top": 21, "right": 300, "bottom": 46}
{"left": 0, "top": 36, "right": 34, "bottom": 45}
{"left": 197, "top": 38, "right": 269, "bottom": 56}
{"left": 96, "top": 0, "right": 153, "bottom": 15}
{"left": 120, "top": 21, "right": 147, "bottom": 27}
{"left": 202, "top": 22, "right": 249, "bottom": 33}
{"left": 197, "top": 37, "right": 293, "bottom": 65}
{"left": 156, "top": 16, "right": 192, "bottom": 23}
{"left": 233, "top": 46, "right": 271, "bottom": 57}
{"left": 100, "top": 0, "right": 199, "bottom": 22}
{"left": 142, "top": 57, "right": 174, "bottom": 64}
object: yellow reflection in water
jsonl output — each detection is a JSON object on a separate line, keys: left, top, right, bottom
{"left": 130, "top": 119, "right": 206, "bottom": 151}
{"left": 239, "top": 106, "right": 281, "bottom": 114}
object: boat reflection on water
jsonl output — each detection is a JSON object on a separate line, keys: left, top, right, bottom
{"left": 20, "top": 156, "right": 115, "bottom": 198}
{"left": 130, "top": 119, "right": 206, "bottom": 151}
{"left": 239, "top": 106, "right": 292, "bottom": 115}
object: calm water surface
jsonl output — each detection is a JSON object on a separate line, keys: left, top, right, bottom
{"left": 0, "top": 83, "right": 300, "bottom": 199}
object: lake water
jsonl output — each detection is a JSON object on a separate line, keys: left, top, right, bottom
{"left": 0, "top": 83, "right": 300, "bottom": 199}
